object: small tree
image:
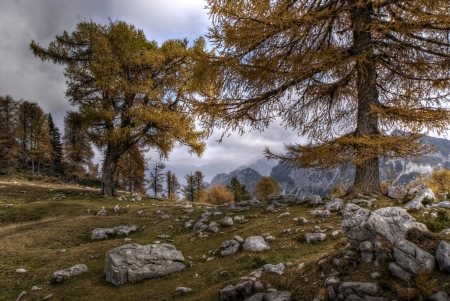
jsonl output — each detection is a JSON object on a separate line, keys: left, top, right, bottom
{"left": 228, "top": 176, "right": 251, "bottom": 202}
{"left": 254, "top": 176, "right": 280, "bottom": 202}
{"left": 47, "top": 113, "right": 63, "bottom": 174}
{"left": 182, "top": 172, "right": 196, "bottom": 202}
{"left": 207, "top": 184, "right": 234, "bottom": 205}
{"left": 193, "top": 171, "right": 206, "bottom": 201}
{"left": 149, "top": 161, "right": 165, "bottom": 197}
{"left": 166, "top": 170, "right": 181, "bottom": 200}
{"left": 116, "top": 146, "right": 148, "bottom": 194}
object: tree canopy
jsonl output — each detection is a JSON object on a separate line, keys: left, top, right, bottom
{"left": 195, "top": 0, "right": 450, "bottom": 195}
{"left": 31, "top": 20, "right": 208, "bottom": 196}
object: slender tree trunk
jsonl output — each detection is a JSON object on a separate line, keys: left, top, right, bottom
{"left": 101, "top": 145, "right": 122, "bottom": 197}
{"left": 347, "top": 1, "right": 382, "bottom": 196}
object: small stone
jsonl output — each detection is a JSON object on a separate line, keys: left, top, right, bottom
{"left": 220, "top": 271, "right": 228, "bottom": 276}
{"left": 44, "top": 294, "right": 53, "bottom": 299}
{"left": 16, "top": 268, "right": 27, "bottom": 273}
{"left": 263, "top": 263, "right": 285, "bottom": 275}
{"left": 16, "top": 291, "right": 26, "bottom": 301}
{"left": 175, "top": 287, "right": 193, "bottom": 294}
{"left": 234, "top": 235, "right": 244, "bottom": 243}
{"left": 278, "top": 212, "right": 290, "bottom": 218}
{"left": 370, "top": 272, "right": 380, "bottom": 279}
{"left": 253, "top": 281, "right": 264, "bottom": 291}
{"left": 305, "top": 233, "right": 326, "bottom": 243}
{"left": 297, "top": 263, "right": 305, "bottom": 269}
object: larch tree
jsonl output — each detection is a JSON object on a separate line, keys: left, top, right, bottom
{"left": 63, "top": 111, "right": 95, "bottom": 183}
{"left": 31, "top": 20, "right": 207, "bottom": 196}
{"left": 195, "top": 0, "right": 450, "bottom": 195}
{"left": 166, "top": 170, "right": 181, "bottom": 200}
{"left": 254, "top": 176, "right": 280, "bottom": 202}
{"left": 182, "top": 172, "right": 196, "bottom": 202}
{"left": 149, "top": 161, "right": 165, "bottom": 197}
{"left": 0, "top": 95, "right": 20, "bottom": 176}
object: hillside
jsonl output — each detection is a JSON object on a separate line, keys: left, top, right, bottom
{"left": 1, "top": 176, "right": 450, "bottom": 301}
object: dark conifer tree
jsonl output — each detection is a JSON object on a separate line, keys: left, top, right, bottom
{"left": 47, "top": 113, "right": 63, "bottom": 173}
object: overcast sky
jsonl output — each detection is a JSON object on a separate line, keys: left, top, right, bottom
{"left": 0, "top": 0, "right": 303, "bottom": 167}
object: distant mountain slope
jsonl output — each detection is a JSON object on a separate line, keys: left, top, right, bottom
{"left": 210, "top": 168, "right": 262, "bottom": 193}
{"left": 271, "top": 135, "right": 450, "bottom": 198}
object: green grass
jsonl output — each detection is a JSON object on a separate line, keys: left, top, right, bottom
{"left": 0, "top": 178, "right": 450, "bottom": 300}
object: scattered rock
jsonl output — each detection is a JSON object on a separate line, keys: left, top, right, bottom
{"left": 434, "top": 202, "right": 450, "bottom": 209}
{"left": 299, "top": 217, "right": 308, "bottom": 224}
{"left": 221, "top": 240, "right": 240, "bottom": 256}
{"left": 325, "top": 198, "right": 344, "bottom": 211}
{"left": 370, "top": 272, "right": 380, "bottom": 279}
{"left": 113, "top": 205, "right": 120, "bottom": 214}
{"left": 405, "top": 184, "right": 435, "bottom": 210}
{"left": 263, "top": 263, "right": 285, "bottom": 275}
{"left": 436, "top": 240, "right": 450, "bottom": 272}
{"left": 16, "top": 291, "right": 26, "bottom": 301}
{"left": 308, "top": 195, "right": 322, "bottom": 205}
{"left": 242, "top": 236, "right": 270, "bottom": 252}
{"left": 91, "top": 225, "right": 137, "bottom": 240}
{"left": 264, "top": 291, "right": 292, "bottom": 301}
{"left": 16, "top": 268, "right": 27, "bottom": 273}
{"left": 359, "top": 241, "right": 374, "bottom": 263}
{"left": 104, "top": 243, "right": 185, "bottom": 285}
{"left": 311, "top": 209, "right": 330, "bottom": 218}
{"left": 96, "top": 206, "right": 107, "bottom": 216}
{"left": 338, "top": 282, "right": 381, "bottom": 299}
{"left": 234, "top": 235, "right": 244, "bottom": 243}
{"left": 341, "top": 204, "right": 427, "bottom": 247}
{"left": 267, "top": 194, "right": 306, "bottom": 206}
{"left": 220, "top": 216, "right": 234, "bottom": 227}
{"left": 278, "top": 212, "right": 290, "bottom": 218}
{"left": 430, "top": 291, "right": 450, "bottom": 301}
{"left": 388, "top": 262, "right": 413, "bottom": 280}
{"left": 253, "top": 281, "right": 263, "bottom": 291}
{"left": 265, "top": 235, "right": 275, "bottom": 242}
{"left": 175, "top": 287, "right": 193, "bottom": 294}
{"left": 331, "top": 230, "right": 342, "bottom": 238}
{"left": 305, "top": 233, "right": 326, "bottom": 243}
{"left": 387, "top": 186, "right": 407, "bottom": 199}
{"left": 219, "top": 281, "right": 253, "bottom": 301}
{"left": 52, "top": 264, "right": 88, "bottom": 283}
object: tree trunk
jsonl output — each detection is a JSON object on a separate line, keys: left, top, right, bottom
{"left": 347, "top": 1, "right": 382, "bottom": 196}
{"left": 101, "top": 146, "right": 122, "bottom": 197}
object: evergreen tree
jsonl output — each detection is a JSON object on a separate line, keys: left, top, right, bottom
{"left": 182, "top": 172, "right": 196, "bottom": 202}
{"left": 166, "top": 170, "right": 181, "bottom": 200}
{"left": 47, "top": 113, "right": 63, "bottom": 173}
{"left": 63, "top": 111, "right": 94, "bottom": 183}
{"left": 149, "top": 161, "right": 165, "bottom": 197}
{"left": 254, "top": 176, "right": 280, "bottom": 202}
{"left": 196, "top": 0, "right": 450, "bottom": 196}
{"left": 0, "top": 95, "right": 19, "bottom": 176}
{"left": 228, "top": 176, "right": 252, "bottom": 202}
{"left": 31, "top": 20, "right": 207, "bottom": 196}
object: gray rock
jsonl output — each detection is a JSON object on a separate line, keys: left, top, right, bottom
{"left": 263, "top": 263, "right": 285, "bottom": 275}
{"left": 220, "top": 216, "right": 234, "bottom": 227}
{"left": 206, "top": 222, "right": 219, "bottom": 233}
{"left": 253, "top": 281, "right": 263, "bottom": 291}
{"left": 405, "top": 184, "right": 435, "bottom": 210}
{"left": 436, "top": 240, "right": 450, "bottom": 272}
{"left": 360, "top": 241, "right": 374, "bottom": 263}
{"left": 16, "top": 291, "right": 26, "bottom": 301}
{"left": 430, "top": 291, "right": 450, "bottom": 301}
{"left": 52, "top": 264, "right": 88, "bottom": 283}
{"left": 278, "top": 212, "right": 290, "bottom": 218}
{"left": 264, "top": 291, "right": 291, "bottom": 301}
{"left": 387, "top": 186, "right": 407, "bottom": 199}
{"left": 234, "top": 235, "right": 244, "bottom": 243}
{"left": 175, "top": 287, "right": 193, "bottom": 294}
{"left": 388, "top": 262, "right": 413, "bottom": 280}
{"left": 221, "top": 240, "right": 240, "bottom": 256}
{"left": 434, "top": 201, "right": 450, "bottom": 209}
{"left": 91, "top": 225, "right": 137, "bottom": 240}
{"left": 308, "top": 195, "right": 322, "bottom": 205}
{"left": 305, "top": 233, "right": 326, "bottom": 243}
{"left": 351, "top": 199, "right": 372, "bottom": 207}
{"left": 96, "top": 206, "right": 107, "bottom": 216}
{"left": 325, "top": 198, "right": 344, "bottom": 211}
{"left": 328, "top": 286, "right": 336, "bottom": 299}
{"left": 242, "top": 236, "right": 270, "bottom": 252}
{"left": 339, "top": 282, "right": 379, "bottom": 298}
{"left": 299, "top": 217, "right": 308, "bottom": 224}
{"left": 393, "top": 240, "right": 435, "bottom": 275}
{"left": 331, "top": 230, "right": 342, "bottom": 238}
{"left": 219, "top": 281, "right": 253, "bottom": 301}
{"left": 244, "top": 293, "right": 265, "bottom": 301}
{"left": 104, "top": 243, "right": 185, "bottom": 285}
{"left": 341, "top": 204, "right": 427, "bottom": 247}
{"left": 184, "top": 220, "right": 195, "bottom": 229}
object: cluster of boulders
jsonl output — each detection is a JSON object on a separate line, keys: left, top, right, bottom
{"left": 221, "top": 235, "right": 271, "bottom": 256}
{"left": 52, "top": 264, "right": 88, "bottom": 284}
{"left": 91, "top": 225, "right": 137, "bottom": 240}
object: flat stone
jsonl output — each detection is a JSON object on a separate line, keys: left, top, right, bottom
{"left": 305, "top": 233, "right": 326, "bottom": 243}
{"left": 387, "top": 186, "right": 407, "bottom": 199}
{"left": 388, "top": 262, "right": 413, "bottom": 280}
{"left": 264, "top": 291, "right": 292, "bottom": 301}
{"left": 91, "top": 225, "right": 137, "bottom": 240}
{"left": 393, "top": 240, "right": 435, "bottom": 275}
{"left": 175, "top": 287, "right": 193, "bottom": 294}
{"left": 104, "top": 243, "right": 185, "bottom": 286}
{"left": 263, "top": 263, "right": 285, "bottom": 275}
{"left": 338, "top": 282, "right": 379, "bottom": 298}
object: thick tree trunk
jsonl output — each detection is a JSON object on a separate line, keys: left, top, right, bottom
{"left": 101, "top": 146, "right": 122, "bottom": 197}
{"left": 347, "top": 1, "right": 382, "bottom": 196}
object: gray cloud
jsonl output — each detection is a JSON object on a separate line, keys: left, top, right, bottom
{"left": 0, "top": 0, "right": 305, "bottom": 168}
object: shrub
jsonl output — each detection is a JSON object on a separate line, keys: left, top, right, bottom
{"left": 254, "top": 176, "right": 280, "bottom": 202}
{"left": 426, "top": 169, "right": 450, "bottom": 194}
{"left": 421, "top": 197, "right": 435, "bottom": 207}
{"left": 330, "top": 185, "right": 344, "bottom": 197}
{"left": 417, "top": 209, "right": 450, "bottom": 233}
{"left": 380, "top": 181, "right": 388, "bottom": 195}
{"left": 207, "top": 184, "right": 234, "bottom": 205}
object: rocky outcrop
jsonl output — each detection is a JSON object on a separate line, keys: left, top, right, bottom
{"left": 91, "top": 225, "right": 137, "bottom": 240}
{"left": 104, "top": 243, "right": 185, "bottom": 286}
{"left": 341, "top": 204, "right": 427, "bottom": 247}
{"left": 338, "top": 282, "right": 387, "bottom": 301}
{"left": 52, "top": 264, "right": 88, "bottom": 283}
